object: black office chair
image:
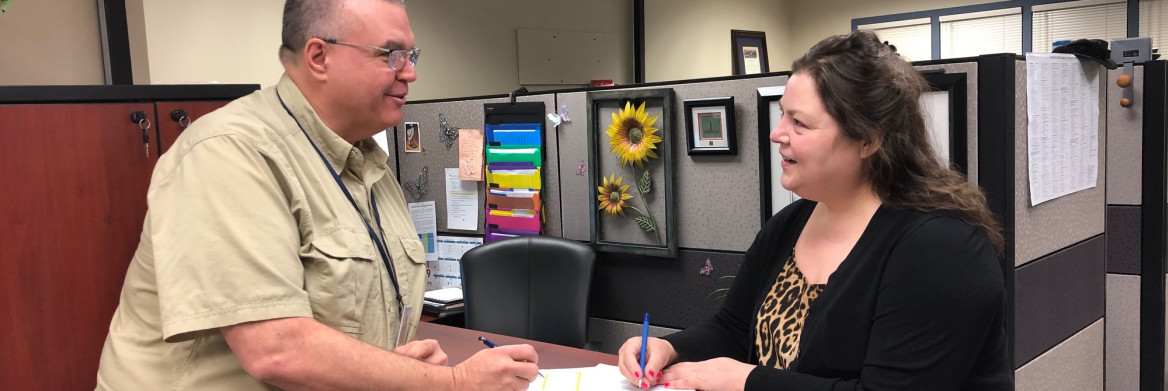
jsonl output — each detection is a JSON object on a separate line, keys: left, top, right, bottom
{"left": 460, "top": 236, "right": 597, "bottom": 349}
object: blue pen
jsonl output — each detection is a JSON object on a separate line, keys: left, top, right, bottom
{"left": 479, "top": 336, "right": 543, "bottom": 379}
{"left": 639, "top": 312, "right": 649, "bottom": 386}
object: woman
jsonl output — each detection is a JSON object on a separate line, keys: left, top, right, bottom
{"left": 617, "top": 31, "right": 1012, "bottom": 390}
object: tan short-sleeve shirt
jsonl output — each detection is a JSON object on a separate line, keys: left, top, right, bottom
{"left": 96, "top": 75, "right": 427, "bottom": 390}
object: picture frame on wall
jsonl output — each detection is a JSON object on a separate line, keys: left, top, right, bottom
{"left": 586, "top": 88, "right": 678, "bottom": 259}
{"left": 731, "top": 30, "right": 769, "bottom": 75}
{"left": 918, "top": 70, "right": 968, "bottom": 175}
{"left": 755, "top": 85, "right": 793, "bottom": 225}
{"left": 683, "top": 97, "right": 737, "bottom": 156}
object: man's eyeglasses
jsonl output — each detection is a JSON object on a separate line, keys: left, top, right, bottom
{"left": 321, "top": 38, "right": 420, "bottom": 71}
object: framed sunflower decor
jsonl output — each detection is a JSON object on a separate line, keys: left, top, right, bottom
{"left": 586, "top": 88, "right": 678, "bottom": 258}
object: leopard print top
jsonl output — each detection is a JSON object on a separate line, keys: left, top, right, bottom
{"left": 754, "top": 253, "right": 824, "bottom": 369}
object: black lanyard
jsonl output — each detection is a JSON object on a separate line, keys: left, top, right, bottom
{"left": 277, "top": 91, "right": 404, "bottom": 317}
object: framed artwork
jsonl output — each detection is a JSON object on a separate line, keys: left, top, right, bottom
{"left": 403, "top": 122, "right": 421, "bottom": 153}
{"left": 587, "top": 88, "right": 677, "bottom": 258}
{"left": 731, "top": 30, "right": 769, "bottom": 75}
{"left": 918, "top": 71, "right": 968, "bottom": 175}
{"left": 756, "top": 86, "right": 794, "bottom": 225}
{"left": 683, "top": 97, "right": 737, "bottom": 155}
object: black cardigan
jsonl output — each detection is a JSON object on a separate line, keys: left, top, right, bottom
{"left": 663, "top": 200, "right": 1012, "bottom": 390}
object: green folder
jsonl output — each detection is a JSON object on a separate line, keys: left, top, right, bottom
{"left": 486, "top": 146, "right": 542, "bottom": 168}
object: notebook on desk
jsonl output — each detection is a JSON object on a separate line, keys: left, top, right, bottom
{"left": 423, "top": 287, "right": 464, "bottom": 304}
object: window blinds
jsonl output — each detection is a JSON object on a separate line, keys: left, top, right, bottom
{"left": 1140, "top": 0, "right": 1166, "bottom": 51}
{"left": 940, "top": 8, "right": 1023, "bottom": 58}
{"left": 1032, "top": 0, "right": 1127, "bottom": 53}
{"left": 858, "top": 18, "right": 932, "bottom": 62}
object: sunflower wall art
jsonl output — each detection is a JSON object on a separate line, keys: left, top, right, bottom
{"left": 586, "top": 88, "right": 677, "bottom": 258}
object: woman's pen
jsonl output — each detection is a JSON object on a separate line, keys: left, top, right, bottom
{"left": 478, "top": 336, "right": 544, "bottom": 379}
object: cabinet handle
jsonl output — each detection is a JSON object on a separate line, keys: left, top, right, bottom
{"left": 130, "top": 111, "right": 151, "bottom": 158}
{"left": 170, "top": 109, "right": 191, "bottom": 130}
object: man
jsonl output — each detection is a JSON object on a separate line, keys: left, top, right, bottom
{"left": 95, "top": 1, "right": 539, "bottom": 390}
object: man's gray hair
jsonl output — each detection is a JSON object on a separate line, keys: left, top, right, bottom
{"left": 280, "top": 0, "right": 406, "bottom": 59}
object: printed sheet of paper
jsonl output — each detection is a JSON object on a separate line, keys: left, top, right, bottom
{"left": 459, "top": 129, "right": 484, "bottom": 181}
{"left": 425, "top": 235, "right": 483, "bottom": 290}
{"left": 407, "top": 201, "right": 438, "bottom": 262}
{"left": 527, "top": 364, "right": 692, "bottom": 391}
{"left": 1025, "top": 53, "right": 1100, "bottom": 205}
{"left": 445, "top": 168, "right": 480, "bottom": 231}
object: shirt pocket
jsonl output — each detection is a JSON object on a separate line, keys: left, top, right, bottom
{"left": 305, "top": 228, "right": 382, "bottom": 335}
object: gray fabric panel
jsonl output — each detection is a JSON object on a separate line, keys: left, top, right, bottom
{"left": 400, "top": 95, "right": 559, "bottom": 236}
{"left": 587, "top": 317, "right": 681, "bottom": 355}
{"left": 1106, "top": 273, "right": 1140, "bottom": 391}
{"left": 667, "top": 76, "right": 786, "bottom": 251}
{"left": 1107, "top": 205, "right": 1142, "bottom": 274}
{"left": 1014, "top": 319, "right": 1104, "bottom": 391}
{"left": 556, "top": 91, "right": 592, "bottom": 241}
{"left": 1106, "top": 66, "right": 1146, "bottom": 206}
{"left": 915, "top": 62, "right": 979, "bottom": 186}
{"left": 1014, "top": 235, "right": 1106, "bottom": 366}
{"left": 1013, "top": 61, "right": 1107, "bottom": 267}
{"left": 590, "top": 249, "right": 744, "bottom": 329}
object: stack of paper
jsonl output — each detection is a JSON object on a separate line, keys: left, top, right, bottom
{"left": 422, "top": 287, "right": 464, "bottom": 317}
{"left": 484, "top": 123, "right": 544, "bottom": 242}
{"left": 527, "top": 364, "right": 691, "bottom": 391}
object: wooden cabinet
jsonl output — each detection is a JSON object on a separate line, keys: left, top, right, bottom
{"left": 0, "top": 85, "right": 256, "bottom": 390}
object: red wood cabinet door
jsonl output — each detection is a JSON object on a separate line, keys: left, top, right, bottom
{"left": 155, "top": 100, "right": 233, "bottom": 156}
{"left": 0, "top": 103, "right": 156, "bottom": 390}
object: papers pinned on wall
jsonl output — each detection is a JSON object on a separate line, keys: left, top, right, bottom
{"left": 1025, "top": 53, "right": 1100, "bottom": 206}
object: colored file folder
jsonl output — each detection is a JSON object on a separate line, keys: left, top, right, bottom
{"left": 486, "top": 168, "right": 541, "bottom": 189}
{"left": 486, "top": 146, "right": 541, "bottom": 167}
{"left": 486, "top": 123, "right": 542, "bottom": 146}
{"left": 485, "top": 210, "right": 541, "bottom": 232}
{"left": 486, "top": 192, "right": 542, "bottom": 211}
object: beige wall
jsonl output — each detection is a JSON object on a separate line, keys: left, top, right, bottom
{"left": 141, "top": 0, "right": 284, "bottom": 87}
{"left": 406, "top": 0, "right": 633, "bottom": 100}
{"left": 0, "top": 0, "right": 106, "bottom": 85}
{"left": 645, "top": 0, "right": 790, "bottom": 83}
{"left": 784, "top": 0, "right": 996, "bottom": 62}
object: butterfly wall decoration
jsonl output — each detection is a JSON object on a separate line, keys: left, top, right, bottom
{"left": 575, "top": 160, "right": 587, "bottom": 176}
{"left": 547, "top": 104, "right": 571, "bottom": 127}
{"left": 699, "top": 258, "right": 714, "bottom": 276}
{"left": 438, "top": 113, "right": 459, "bottom": 149}
{"left": 402, "top": 166, "right": 429, "bottom": 200}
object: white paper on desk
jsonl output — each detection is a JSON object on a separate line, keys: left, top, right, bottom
{"left": 528, "top": 364, "right": 692, "bottom": 391}
{"left": 408, "top": 201, "right": 438, "bottom": 262}
{"left": 444, "top": 168, "right": 479, "bottom": 231}
{"left": 1025, "top": 53, "right": 1100, "bottom": 206}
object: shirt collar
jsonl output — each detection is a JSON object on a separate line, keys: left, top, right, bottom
{"left": 275, "top": 74, "right": 390, "bottom": 175}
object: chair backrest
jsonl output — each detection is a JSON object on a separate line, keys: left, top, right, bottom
{"left": 460, "top": 236, "right": 596, "bottom": 348}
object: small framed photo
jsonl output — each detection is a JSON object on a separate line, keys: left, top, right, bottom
{"left": 403, "top": 122, "right": 421, "bottom": 153}
{"left": 731, "top": 30, "right": 769, "bottom": 75}
{"left": 683, "top": 97, "right": 736, "bottom": 156}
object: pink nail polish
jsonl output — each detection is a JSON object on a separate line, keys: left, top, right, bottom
{"left": 664, "top": 383, "right": 670, "bottom": 387}
{"left": 634, "top": 371, "right": 640, "bottom": 378}
{"left": 648, "top": 370, "right": 655, "bottom": 377}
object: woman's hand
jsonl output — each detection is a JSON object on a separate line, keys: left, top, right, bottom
{"left": 617, "top": 336, "right": 677, "bottom": 388}
{"left": 659, "top": 357, "right": 753, "bottom": 391}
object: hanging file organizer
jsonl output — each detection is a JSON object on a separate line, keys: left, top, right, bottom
{"left": 482, "top": 102, "right": 545, "bottom": 242}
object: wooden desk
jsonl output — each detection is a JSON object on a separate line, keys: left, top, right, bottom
{"left": 416, "top": 323, "right": 617, "bottom": 368}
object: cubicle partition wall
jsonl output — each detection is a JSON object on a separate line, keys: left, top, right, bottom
{"left": 994, "top": 55, "right": 1109, "bottom": 390}
{"left": 1105, "top": 63, "right": 1150, "bottom": 391}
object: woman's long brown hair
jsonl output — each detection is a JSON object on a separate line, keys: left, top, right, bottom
{"left": 791, "top": 30, "right": 1005, "bottom": 251}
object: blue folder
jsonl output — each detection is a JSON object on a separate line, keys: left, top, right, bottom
{"left": 486, "top": 123, "right": 542, "bottom": 146}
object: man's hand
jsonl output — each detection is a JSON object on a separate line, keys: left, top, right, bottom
{"left": 451, "top": 344, "right": 540, "bottom": 391}
{"left": 393, "top": 339, "right": 448, "bottom": 365}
